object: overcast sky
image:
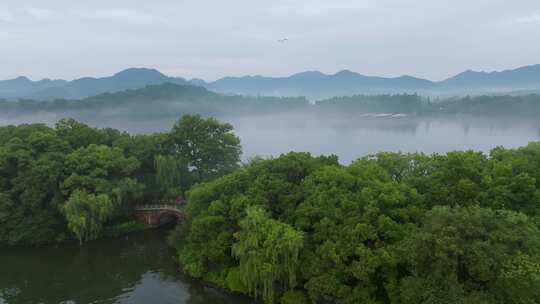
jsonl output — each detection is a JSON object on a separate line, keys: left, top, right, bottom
{"left": 0, "top": 0, "right": 539, "bottom": 81}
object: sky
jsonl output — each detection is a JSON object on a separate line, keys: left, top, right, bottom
{"left": 0, "top": 0, "right": 539, "bottom": 81}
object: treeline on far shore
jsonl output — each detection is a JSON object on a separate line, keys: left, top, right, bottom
{"left": 1, "top": 83, "right": 540, "bottom": 118}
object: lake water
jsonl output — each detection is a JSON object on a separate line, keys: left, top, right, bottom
{"left": 0, "top": 227, "right": 251, "bottom": 304}
{"left": 1, "top": 114, "right": 539, "bottom": 163}
{"left": 227, "top": 114, "right": 540, "bottom": 163}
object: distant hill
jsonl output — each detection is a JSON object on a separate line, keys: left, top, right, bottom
{"left": 2, "top": 64, "right": 540, "bottom": 100}
{"left": 0, "top": 77, "right": 68, "bottom": 99}
{"left": 441, "top": 65, "right": 540, "bottom": 90}
{"left": 198, "top": 64, "right": 540, "bottom": 98}
{"left": 0, "top": 68, "right": 188, "bottom": 100}
{"left": 199, "top": 70, "right": 435, "bottom": 99}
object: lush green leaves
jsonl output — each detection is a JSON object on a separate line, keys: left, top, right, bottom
{"left": 232, "top": 206, "right": 303, "bottom": 303}
{"left": 63, "top": 190, "right": 114, "bottom": 245}
{"left": 171, "top": 145, "right": 540, "bottom": 303}
{"left": 0, "top": 116, "right": 242, "bottom": 245}
{"left": 167, "top": 114, "right": 241, "bottom": 183}
{"left": 400, "top": 206, "right": 540, "bottom": 304}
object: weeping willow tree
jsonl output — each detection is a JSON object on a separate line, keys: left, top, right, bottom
{"left": 63, "top": 190, "right": 114, "bottom": 245}
{"left": 154, "top": 155, "right": 185, "bottom": 199}
{"left": 232, "top": 206, "right": 304, "bottom": 303}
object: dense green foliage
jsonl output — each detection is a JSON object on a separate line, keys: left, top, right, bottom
{"left": 232, "top": 206, "right": 304, "bottom": 303}
{"left": 0, "top": 115, "right": 241, "bottom": 246}
{"left": 1, "top": 83, "right": 540, "bottom": 119}
{"left": 63, "top": 190, "right": 114, "bottom": 245}
{"left": 166, "top": 115, "right": 241, "bottom": 183}
{"left": 170, "top": 145, "right": 540, "bottom": 303}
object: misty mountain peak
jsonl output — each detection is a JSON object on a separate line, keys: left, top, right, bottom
{"left": 335, "top": 70, "right": 358, "bottom": 77}
{"left": 113, "top": 68, "right": 166, "bottom": 81}
{"left": 290, "top": 71, "right": 326, "bottom": 79}
{"left": 12, "top": 76, "right": 32, "bottom": 83}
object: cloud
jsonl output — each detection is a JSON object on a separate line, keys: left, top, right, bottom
{"left": 24, "top": 7, "right": 56, "bottom": 20}
{"left": 263, "top": 1, "right": 375, "bottom": 17}
{"left": 21, "top": 7, "right": 169, "bottom": 25}
{"left": 70, "top": 9, "right": 170, "bottom": 25}
{"left": 513, "top": 14, "right": 540, "bottom": 24}
{"left": 0, "top": 11, "right": 15, "bottom": 23}
{"left": 0, "top": 31, "right": 17, "bottom": 41}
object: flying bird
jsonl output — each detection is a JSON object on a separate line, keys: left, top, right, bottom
{"left": 277, "top": 38, "right": 289, "bottom": 43}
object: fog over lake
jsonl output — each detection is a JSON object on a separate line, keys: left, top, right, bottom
{"left": 2, "top": 113, "right": 539, "bottom": 163}
{"left": 230, "top": 115, "right": 540, "bottom": 163}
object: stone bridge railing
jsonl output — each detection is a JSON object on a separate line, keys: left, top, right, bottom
{"left": 134, "top": 203, "right": 184, "bottom": 212}
{"left": 133, "top": 201, "right": 186, "bottom": 226}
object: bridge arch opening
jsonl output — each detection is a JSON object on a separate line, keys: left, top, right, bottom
{"left": 158, "top": 212, "right": 181, "bottom": 226}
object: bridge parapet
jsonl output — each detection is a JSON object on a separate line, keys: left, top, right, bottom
{"left": 135, "top": 204, "right": 184, "bottom": 211}
{"left": 133, "top": 201, "right": 186, "bottom": 226}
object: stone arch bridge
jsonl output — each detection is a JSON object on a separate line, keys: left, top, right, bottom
{"left": 133, "top": 201, "right": 186, "bottom": 227}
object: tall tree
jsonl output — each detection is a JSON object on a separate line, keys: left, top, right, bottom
{"left": 167, "top": 114, "right": 241, "bottom": 183}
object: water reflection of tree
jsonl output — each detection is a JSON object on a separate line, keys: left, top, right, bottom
{"left": 1, "top": 232, "right": 160, "bottom": 303}
{"left": 462, "top": 121, "right": 470, "bottom": 136}
{"left": 0, "top": 229, "right": 247, "bottom": 304}
{"left": 184, "top": 282, "right": 255, "bottom": 304}
{"left": 330, "top": 116, "right": 421, "bottom": 134}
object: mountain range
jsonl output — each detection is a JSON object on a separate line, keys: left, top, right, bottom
{"left": 2, "top": 64, "right": 540, "bottom": 100}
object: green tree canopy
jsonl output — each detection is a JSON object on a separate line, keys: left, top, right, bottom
{"left": 63, "top": 190, "right": 114, "bottom": 245}
{"left": 171, "top": 145, "right": 540, "bottom": 304}
{"left": 167, "top": 114, "right": 241, "bottom": 183}
{"left": 0, "top": 116, "right": 242, "bottom": 246}
{"left": 232, "top": 206, "right": 303, "bottom": 303}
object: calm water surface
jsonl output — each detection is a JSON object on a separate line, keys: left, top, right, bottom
{"left": 89, "top": 114, "right": 540, "bottom": 163}
{"left": 228, "top": 114, "right": 540, "bottom": 163}
{"left": 1, "top": 114, "right": 539, "bottom": 163}
{"left": 0, "top": 228, "right": 252, "bottom": 304}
